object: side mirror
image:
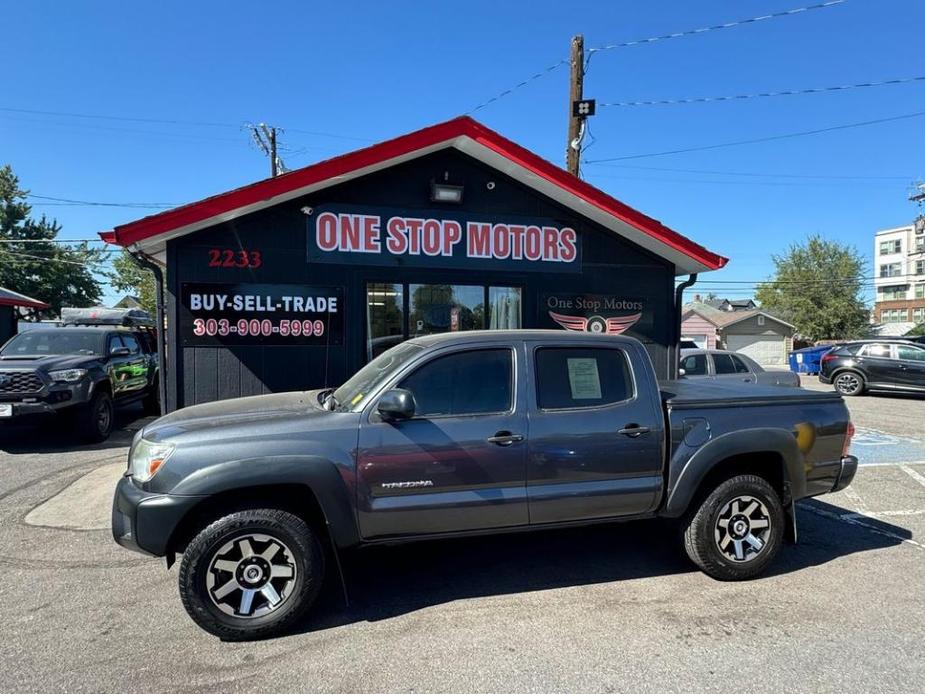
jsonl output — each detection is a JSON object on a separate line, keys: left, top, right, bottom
{"left": 377, "top": 388, "right": 415, "bottom": 421}
{"left": 110, "top": 346, "right": 131, "bottom": 356}
{"left": 679, "top": 368, "right": 686, "bottom": 376}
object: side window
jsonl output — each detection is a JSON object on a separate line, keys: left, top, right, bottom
{"left": 120, "top": 334, "right": 141, "bottom": 355}
{"left": 535, "top": 347, "right": 633, "bottom": 409}
{"left": 399, "top": 349, "right": 513, "bottom": 417}
{"left": 108, "top": 335, "right": 126, "bottom": 355}
{"left": 729, "top": 355, "right": 751, "bottom": 373}
{"left": 681, "top": 354, "right": 708, "bottom": 376}
{"left": 712, "top": 353, "right": 738, "bottom": 374}
{"left": 863, "top": 344, "right": 893, "bottom": 358}
{"left": 897, "top": 345, "right": 925, "bottom": 362}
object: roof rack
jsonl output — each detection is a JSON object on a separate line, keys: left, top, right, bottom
{"left": 60, "top": 306, "right": 155, "bottom": 328}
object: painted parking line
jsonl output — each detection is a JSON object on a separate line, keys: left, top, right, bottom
{"left": 900, "top": 465, "right": 925, "bottom": 488}
{"left": 802, "top": 504, "right": 925, "bottom": 551}
{"left": 849, "top": 427, "right": 925, "bottom": 466}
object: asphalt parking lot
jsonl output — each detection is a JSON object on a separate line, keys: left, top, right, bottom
{"left": 2, "top": 382, "right": 924, "bottom": 693}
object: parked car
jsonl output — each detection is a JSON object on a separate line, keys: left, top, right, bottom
{"left": 680, "top": 348, "right": 801, "bottom": 387}
{"left": 113, "top": 331, "right": 856, "bottom": 640}
{"left": 0, "top": 310, "right": 159, "bottom": 441}
{"left": 819, "top": 339, "right": 925, "bottom": 396}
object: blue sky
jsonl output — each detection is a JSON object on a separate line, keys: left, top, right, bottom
{"left": 2, "top": 0, "right": 923, "bottom": 304}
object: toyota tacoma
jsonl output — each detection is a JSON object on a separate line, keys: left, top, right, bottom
{"left": 112, "top": 331, "right": 857, "bottom": 640}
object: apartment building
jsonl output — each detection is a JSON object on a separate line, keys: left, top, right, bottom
{"left": 874, "top": 222, "right": 925, "bottom": 325}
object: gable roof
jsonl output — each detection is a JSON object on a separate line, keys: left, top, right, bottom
{"left": 683, "top": 302, "right": 795, "bottom": 331}
{"left": 98, "top": 116, "right": 727, "bottom": 275}
{"left": 0, "top": 286, "right": 49, "bottom": 310}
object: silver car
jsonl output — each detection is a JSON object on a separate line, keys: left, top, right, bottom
{"left": 680, "top": 348, "right": 801, "bottom": 387}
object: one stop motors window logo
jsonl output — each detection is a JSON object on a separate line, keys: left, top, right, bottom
{"left": 543, "top": 294, "right": 643, "bottom": 336}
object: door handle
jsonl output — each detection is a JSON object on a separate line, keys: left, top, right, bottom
{"left": 487, "top": 431, "right": 524, "bottom": 446}
{"left": 618, "top": 425, "right": 651, "bottom": 438}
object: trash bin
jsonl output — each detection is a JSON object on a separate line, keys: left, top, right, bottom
{"left": 788, "top": 345, "right": 832, "bottom": 375}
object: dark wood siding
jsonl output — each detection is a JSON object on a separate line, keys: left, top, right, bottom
{"left": 165, "top": 149, "right": 676, "bottom": 409}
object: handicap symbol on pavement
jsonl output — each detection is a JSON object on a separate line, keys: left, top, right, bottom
{"left": 850, "top": 427, "right": 925, "bottom": 465}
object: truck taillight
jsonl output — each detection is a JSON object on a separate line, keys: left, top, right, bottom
{"left": 843, "top": 421, "right": 855, "bottom": 457}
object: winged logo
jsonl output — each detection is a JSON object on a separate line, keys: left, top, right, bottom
{"left": 549, "top": 310, "right": 642, "bottom": 335}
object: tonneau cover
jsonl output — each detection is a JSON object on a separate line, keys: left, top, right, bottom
{"left": 660, "top": 379, "right": 843, "bottom": 410}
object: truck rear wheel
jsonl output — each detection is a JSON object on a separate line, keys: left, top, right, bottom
{"left": 682, "top": 475, "right": 784, "bottom": 580}
{"left": 178, "top": 508, "right": 324, "bottom": 640}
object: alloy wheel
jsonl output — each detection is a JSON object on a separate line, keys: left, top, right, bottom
{"left": 835, "top": 373, "right": 861, "bottom": 395}
{"left": 205, "top": 533, "right": 297, "bottom": 618}
{"left": 713, "top": 495, "right": 772, "bottom": 563}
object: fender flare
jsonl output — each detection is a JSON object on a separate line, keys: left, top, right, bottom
{"left": 663, "top": 428, "right": 805, "bottom": 517}
{"left": 170, "top": 455, "right": 359, "bottom": 549}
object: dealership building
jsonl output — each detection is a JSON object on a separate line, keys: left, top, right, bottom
{"left": 100, "top": 117, "right": 726, "bottom": 412}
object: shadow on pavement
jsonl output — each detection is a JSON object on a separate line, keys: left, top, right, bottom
{"left": 295, "top": 497, "right": 908, "bottom": 636}
{"left": 0, "top": 402, "right": 154, "bottom": 454}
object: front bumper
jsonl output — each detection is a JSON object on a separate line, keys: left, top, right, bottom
{"left": 112, "top": 476, "right": 205, "bottom": 556}
{"left": 832, "top": 455, "right": 859, "bottom": 493}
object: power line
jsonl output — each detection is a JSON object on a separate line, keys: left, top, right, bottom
{"left": 587, "top": 1, "right": 846, "bottom": 56}
{"left": 0, "top": 106, "right": 369, "bottom": 143}
{"left": 600, "top": 75, "right": 925, "bottom": 108}
{"left": 0, "top": 249, "right": 116, "bottom": 266}
{"left": 0, "top": 238, "right": 107, "bottom": 244}
{"left": 27, "top": 194, "right": 175, "bottom": 209}
{"left": 584, "top": 109, "right": 925, "bottom": 163}
{"left": 469, "top": 59, "right": 569, "bottom": 113}
{"left": 467, "top": 1, "right": 845, "bottom": 115}
{"left": 583, "top": 162, "right": 914, "bottom": 181}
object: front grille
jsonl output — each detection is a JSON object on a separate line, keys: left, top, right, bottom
{"left": 0, "top": 371, "right": 45, "bottom": 394}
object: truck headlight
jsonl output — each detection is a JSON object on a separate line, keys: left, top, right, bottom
{"left": 48, "top": 368, "right": 87, "bottom": 383}
{"left": 129, "top": 438, "right": 175, "bottom": 482}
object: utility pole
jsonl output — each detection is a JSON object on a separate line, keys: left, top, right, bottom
{"left": 249, "top": 123, "right": 286, "bottom": 177}
{"left": 566, "top": 35, "right": 585, "bottom": 177}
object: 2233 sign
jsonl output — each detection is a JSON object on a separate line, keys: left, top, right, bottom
{"left": 208, "top": 248, "right": 263, "bottom": 269}
{"left": 180, "top": 283, "right": 343, "bottom": 346}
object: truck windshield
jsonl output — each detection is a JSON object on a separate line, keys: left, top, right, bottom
{"left": 1, "top": 330, "right": 102, "bottom": 356}
{"left": 331, "top": 341, "right": 423, "bottom": 412}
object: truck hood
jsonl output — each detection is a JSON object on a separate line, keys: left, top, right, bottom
{"left": 142, "top": 390, "right": 332, "bottom": 441}
{"left": 0, "top": 353, "right": 98, "bottom": 371}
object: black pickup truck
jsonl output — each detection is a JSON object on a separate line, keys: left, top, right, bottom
{"left": 112, "top": 331, "right": 857, "bottom": 640}
{"left": 0, "top": 315, "right": 159, "bottom": 442}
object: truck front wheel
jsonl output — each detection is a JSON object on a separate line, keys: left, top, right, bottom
{"left": 178, "top": 508, "right": 325, "bottom": 640}
{"left": 682, "top": 475, "right": 784, "bottom": 580}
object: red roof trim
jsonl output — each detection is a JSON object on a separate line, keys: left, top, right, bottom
{"left": 0, "top": 297, "right": 50, "bottom": 310}
{"left": 101, "top": 116, "right": 727, "bottom": 271}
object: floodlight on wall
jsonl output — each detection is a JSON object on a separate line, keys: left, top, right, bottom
{"left": 430, "top": 182, "right": 464, "bottom": 204}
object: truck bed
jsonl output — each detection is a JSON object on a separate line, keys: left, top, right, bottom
{"left": 660, "top": 379, "right": 842, "bottom": 410}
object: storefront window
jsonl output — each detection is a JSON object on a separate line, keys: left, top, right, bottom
{"left": 409, "top": 284, "right": 484, "bottom": 337}
{"left": 366, "top": 282, "right": 523, "bottom": 362}
{"left": 366, "top": 283, "right": 404, "bottom": 360}
{"left": 488, "top": 287, "right": 522, "bottom": 329}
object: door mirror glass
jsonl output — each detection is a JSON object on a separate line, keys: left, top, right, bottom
{"left": 110, "top": 346, "right": 131, "bottom": 356}
{"left": 678, "top": 368, "right": 686, "bottom": 376}
{"left": 377, "top": 388, "right": 416, "bottom": 421}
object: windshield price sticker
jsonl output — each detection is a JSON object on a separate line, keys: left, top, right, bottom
{"left": 180, "top": 283, "right": 343, "bottom": 346}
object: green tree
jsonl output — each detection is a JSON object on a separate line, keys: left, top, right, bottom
{"left": 108, "top": 250, "right": 157, "bottom": 315}
{"left": 755, "top": 235, "right": 869, "bottom": 341}
{"left": 0, "top": 164, "right": 104, "bottom": 316}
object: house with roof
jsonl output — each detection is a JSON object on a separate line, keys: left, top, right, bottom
{"left": 0, "top": 287, "right": 50, "bottom": 344}
{"left": 681, "top": 300, "right": 795, "bottom": 367}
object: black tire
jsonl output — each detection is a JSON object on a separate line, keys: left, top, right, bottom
{"left": 76, "top": 390, "right": 114, "bottom": 443}
{"left": 682, "top": 474, "right": 784, "bottom": 581}
{"left": 178, "top": 509, "right": 324, "bottom": 641}
{"left": 833, "top": 370, "right": 865, "bottom": 396}
{"left": 142, "top": 381, "right": 160, "bottom": 415}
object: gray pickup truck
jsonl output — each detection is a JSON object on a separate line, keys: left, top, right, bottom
{"left": 112, "top": 331, "right": 857, "bottom": 640}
